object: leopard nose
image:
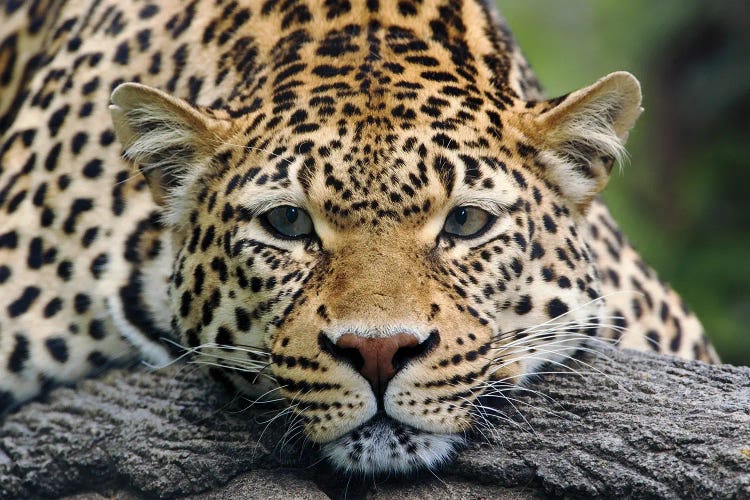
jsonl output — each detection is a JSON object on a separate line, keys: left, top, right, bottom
{"left": 324, "top": 331, "right": 438, "bottom": 400}
{"left": 336, "top": 333, "right": 418, "bottom": 395}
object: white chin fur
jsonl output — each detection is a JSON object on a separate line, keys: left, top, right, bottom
{"left": 322, "top": 416, "right": 464, "bottom": 474}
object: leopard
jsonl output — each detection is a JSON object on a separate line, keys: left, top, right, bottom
{"left": 0, "top": 0, "right": 719, "bottom": 474}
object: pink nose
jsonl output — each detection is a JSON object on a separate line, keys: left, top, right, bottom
{"left": 336, "top": 333, "right": 420, "bottom": 396}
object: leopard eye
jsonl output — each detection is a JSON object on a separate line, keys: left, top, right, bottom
{"left": 263, "top": 206, "right": 313, "bottom": 239}
{"left": 443, "top": 206, "right": 494, "bottom": 238}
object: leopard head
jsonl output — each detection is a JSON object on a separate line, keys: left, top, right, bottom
{"left": 111, "top": 33, "right": 640, "bottom": 472}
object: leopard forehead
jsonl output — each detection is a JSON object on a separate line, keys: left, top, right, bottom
{"left": 205, "top": 124, "right": 524, "bottom": 236}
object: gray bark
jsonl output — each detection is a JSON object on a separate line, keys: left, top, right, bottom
{"left": 1, "top": 347, "right": 748, "bottom": 499}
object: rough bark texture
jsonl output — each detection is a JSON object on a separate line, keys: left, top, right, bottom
{"left": 1, "top": 347, "right": 748, "bottom": 499}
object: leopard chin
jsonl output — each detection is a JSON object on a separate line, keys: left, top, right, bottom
{"left": 321, "top": 414, "right": 464, "bottom": 474}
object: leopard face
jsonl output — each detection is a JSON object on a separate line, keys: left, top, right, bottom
{"left": 110, "top": 28, "right": 640, "bottom": 469}
{"left": 170, "top": 120, "right": 606, "bottom": 461}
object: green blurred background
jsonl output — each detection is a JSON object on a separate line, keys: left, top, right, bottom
{"left": 499, "top": 1, "right": 750, "bottom": 365}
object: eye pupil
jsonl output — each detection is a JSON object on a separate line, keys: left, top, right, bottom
{"left": 286, "top": 206, "right": 298, "bottom": 223}
{"left": 454, "top": 208, "right": 468, "bottom": 225}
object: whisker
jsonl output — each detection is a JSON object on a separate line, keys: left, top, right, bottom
{"left": 188, "top": 355, "right": 273, "bottom": 373}
{"left": 491, "top": 290, "right": 641, "bottom": 342}
{"left": 188, "top": 360, "right": 278, "bottom": 384}
{"left": 493, "top": 329, "right": 622, "bottom": 351}
{"left": 479, "top": 392, "right": 564, "bottom": 420}
{"left": 233, "top": 385, "right": 287, "bottom": 412}
{"left": 493, "top": 318, "right": 627, "bottom": 345}
{"left": 477, "top": 381, "right": 559, "bottom": 405}
{"left": 490, "top": 349, "right": 620, "bottom": 387}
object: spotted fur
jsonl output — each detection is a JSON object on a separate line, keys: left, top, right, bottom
{"left": 0, "top": 0, "right": 718, "bottom": 473}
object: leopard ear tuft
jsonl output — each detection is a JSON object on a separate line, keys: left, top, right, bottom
{"left": 110, "top": 83, "right": 232, "bottom": 216}
{"left": 529, "top": 71, "right": 642, "bottom": 208}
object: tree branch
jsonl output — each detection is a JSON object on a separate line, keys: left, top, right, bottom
{"left": 1, "top": 348, "right": 748, "bottom": 499}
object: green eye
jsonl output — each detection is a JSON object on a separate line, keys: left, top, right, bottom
{"left": 443, "top": 206, "right": 494, "bottom": 238}
{"left": 263, "top": 206, "right": 313, "bottom": 239}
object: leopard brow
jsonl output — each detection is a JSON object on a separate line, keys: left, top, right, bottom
{"left": 238, "top": 193, "right": 308, "bottom": 217}
{"left": 450, "top": 197, "right": 511, "bottom": 217}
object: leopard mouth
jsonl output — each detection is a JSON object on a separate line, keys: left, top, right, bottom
{"left": 320, "top": 413, "right": 464, "bottom": 474}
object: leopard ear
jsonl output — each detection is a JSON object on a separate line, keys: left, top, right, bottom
{"left": 529, "top": 71, "right": 642, "bottom": 208}
{"left": 110, "top": 83, "right": 233, "bottom": 209}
